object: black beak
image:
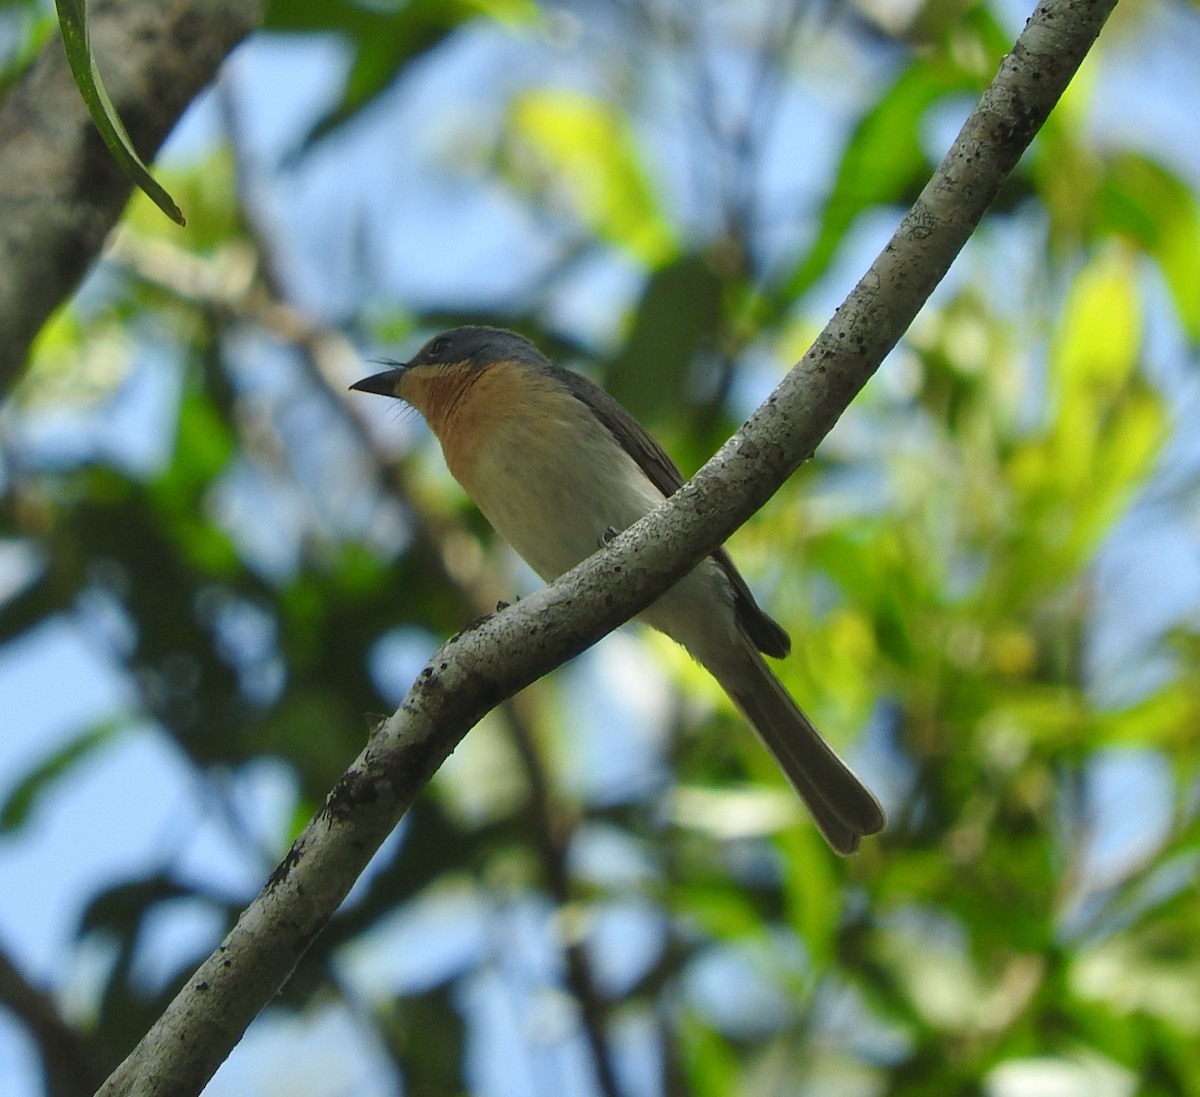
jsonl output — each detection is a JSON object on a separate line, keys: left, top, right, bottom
{"left": 349, "top": 366, "right": 406, "bottom": 397}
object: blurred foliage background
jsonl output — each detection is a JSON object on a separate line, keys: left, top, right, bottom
{"left": 2, "top": 0, "right": 1199, "bottom": 1094}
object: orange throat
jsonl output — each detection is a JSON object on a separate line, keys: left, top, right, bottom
{"left": 399, "top": 360, "right": 536, "bottom": 487}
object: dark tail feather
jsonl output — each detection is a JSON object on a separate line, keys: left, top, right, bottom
{"left": 718, "top": 647, "right": 886, "bottom": 855}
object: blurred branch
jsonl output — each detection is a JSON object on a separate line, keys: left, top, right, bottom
{"left": 0, "top": 0, "right": 263, "bottom": 396}
{"left": 692, "top": 0, "right": 806, "bottom": 260}
{"left": 96, "top": 0, "right": 1117, "bottom": 1093}
{"left": 501, "top": 692, "right": 627, "bottom": 1097}
{"left": 0, "top": 942, "right": 111, "bottom": 1096}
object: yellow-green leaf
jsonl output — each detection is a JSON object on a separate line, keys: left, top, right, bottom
{"left": 1047, "top": 249, "right": 1144, "bottom": 493}
{"left": 1101, "top": 154, "right": 1200, "bottom": 342}
{"left": 508, "top": 89, "right": 675, "bottom": 265}
{"left": 1052, "top": 248, "right": 1141, "bottom": 395}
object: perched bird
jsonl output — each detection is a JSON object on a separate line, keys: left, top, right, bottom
{"left": 352, "top": 326, "right": 885, "bottom": 853}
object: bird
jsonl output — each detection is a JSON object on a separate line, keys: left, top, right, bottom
{"left": 351, "top": 326, "right": 885, "bottom": 853}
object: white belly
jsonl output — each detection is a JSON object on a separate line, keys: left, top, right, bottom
{"left": 457, "top": 404, "right": 738, "bottom": 659}
{"left": 468, "top": 407, "right": 666, "bottom": 581}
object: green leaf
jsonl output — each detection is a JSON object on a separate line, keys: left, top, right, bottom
{"left": 385, "top": 986, "right": 467, "bottom": 1097}
{"left": 603, "top": 254, "right": 723, "bottom": 424}
{"left": 268, "top": 0, "right": 538, "bottom": 150}
{"left": 54, "top": 0, "right": 185, "bottom": 225}
{"left": 0, "top": 719, "right": 122, "bottom": 832}
{"left": 124, "top": 149, "right": 241, "bottom": 248}
{"left": 1066, "top": 383, "right": 1163, "bottom": 560}
{"left": 1042, "top": 251, "right": 1140, "bottom": 494}
{"left": 507, "top": 88, "right": 676, "bottom": 265}
{"left": 1093, "top": 683, "right": 1200, "bottom": 750}
{"left": 778, "top": 823, "right": 843, "bottom": 969}
{"left": 1052, "top": 249, "right": 1141, "bottom": 396}
{"left": 1007, "top": 249, "right": 1162, "bottom": 581}
{"left": 1044, "top": 252, "right": 1163, "bottom": 561}
{"left": 778, "top": 58, "right": 978, "bottom": 304}
{"left": 679, "top": 1013, "right": 741, "bottom": 1097}
{"left": 1098, "top": 154, "right": 1200, "bottom": 342}
{"left": 148, "top": 378, "right": 241, "bottom": 577}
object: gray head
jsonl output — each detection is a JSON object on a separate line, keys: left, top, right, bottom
{"left": 350, "top": 325, "right": 552, "bottom": 398}
{"left": 405, "top": 326, "right": 551, "bottom": 372}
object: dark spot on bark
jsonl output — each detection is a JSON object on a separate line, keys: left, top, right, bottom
{"left": 322, "top": 767, "right": 382, "bottom": 823}
{"left": 267, "top": 842, "right": 304, "bottom": 889}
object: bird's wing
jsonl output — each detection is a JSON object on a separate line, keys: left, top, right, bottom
{"left": 556, "top": 368, "right": 791, "bottom": 659}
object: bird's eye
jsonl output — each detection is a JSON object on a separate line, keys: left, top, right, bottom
{"left": 428, "top": 336, "right": 451, "bottom": 359}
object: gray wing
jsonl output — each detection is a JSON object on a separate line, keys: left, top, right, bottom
{"left": 555, "top": 368, "right": 791, "bottom": 659}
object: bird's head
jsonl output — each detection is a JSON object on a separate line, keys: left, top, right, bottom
{"left": 352, "top": 326, "right": 545, "bottom": 399}
{"left": 350, "top": 326, "right": 558, "bottom": 454}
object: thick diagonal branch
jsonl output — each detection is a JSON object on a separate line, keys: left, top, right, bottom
{"left": 96, "top": 0, "right": 1117, "bottom": 1094}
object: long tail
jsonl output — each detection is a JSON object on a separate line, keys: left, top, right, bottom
{"left": 713, "top": 645, "right": 886, "bottom": 854}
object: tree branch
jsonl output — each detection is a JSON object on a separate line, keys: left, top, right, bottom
{"left": 0, "top": 943, "right": 111, "bottom": 1096}
{"left": 95, "top": 0, "right": 1117, "bottom": 1093}
{"left": 0, "top": 0, "right": 264, "bottom": 394}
